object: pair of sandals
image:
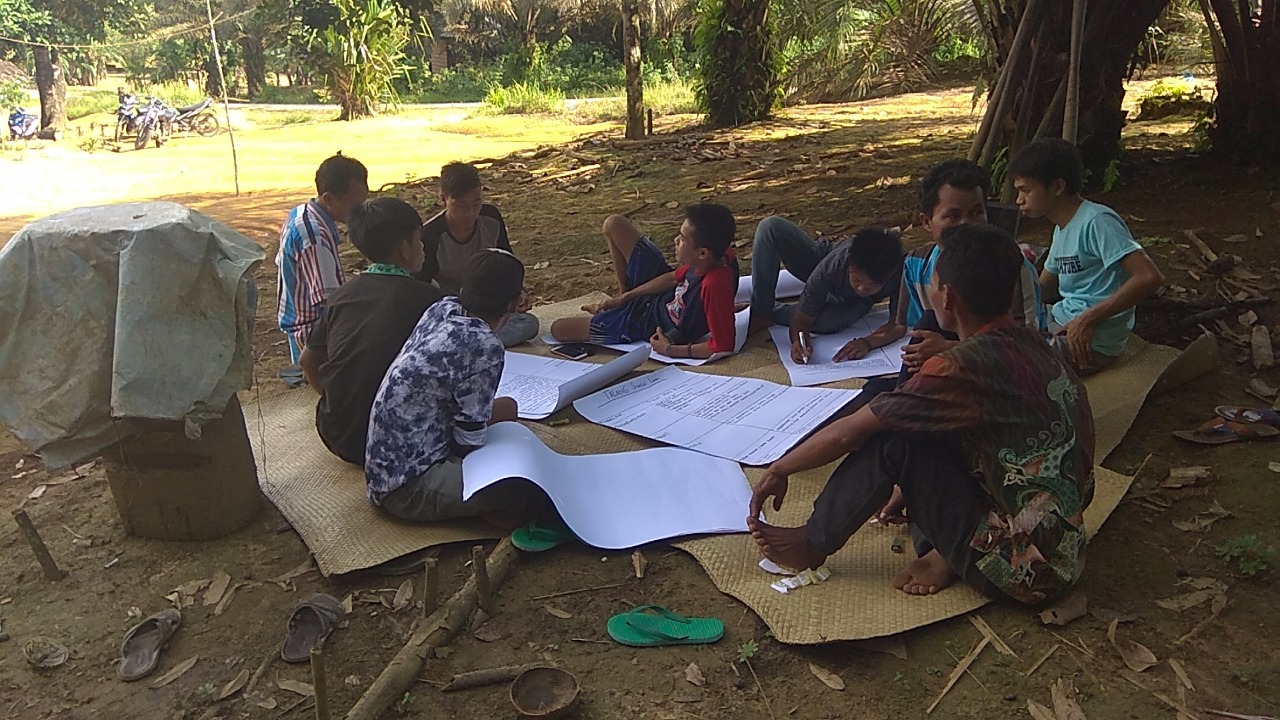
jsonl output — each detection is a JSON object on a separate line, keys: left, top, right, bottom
{"left": 1174, "top": 405, "right": 1280, "bottom": 445}
{"left": 118, "top": 594, "right": 345, "bottom": 681}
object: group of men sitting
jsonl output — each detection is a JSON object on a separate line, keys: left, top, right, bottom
{"left": 274, "top": 138, "right": 1163, "bottom": 607}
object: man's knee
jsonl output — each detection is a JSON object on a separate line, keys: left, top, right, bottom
{"left": 602, "top": 214, "right": 639, "bottom": 243}
{"left": 492, "top": 396, "right": 518, "bottom": 423}
{"left": 753, "top": 215, "right": 790, "bottom": 247}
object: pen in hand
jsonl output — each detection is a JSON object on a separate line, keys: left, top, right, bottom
{"left": 799, "top": 333, "right": 812, "bottom": 365}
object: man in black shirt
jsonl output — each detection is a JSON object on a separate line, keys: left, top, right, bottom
{"left": 301, "top": 198, "right": 445, "bottom": 465}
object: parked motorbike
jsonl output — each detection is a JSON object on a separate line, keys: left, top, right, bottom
{"left": 8, "top": 107, "right": 38, "bottom": 140}
{"left": 114, "top": 91, "right": 141, "bottom": 142}
{"left": 134, "top": 97, "right": 172, "bottom": 150}
{"left": 169, "top": 98, "right": 219, "bottom": 137}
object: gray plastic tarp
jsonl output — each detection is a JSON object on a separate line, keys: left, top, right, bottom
{"left": 0, "top": 202, "right": 264, "bottom": 467}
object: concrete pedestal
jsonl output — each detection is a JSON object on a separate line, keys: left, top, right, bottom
{"left": 102, "top": 395, "right": 261, "bottom": 541}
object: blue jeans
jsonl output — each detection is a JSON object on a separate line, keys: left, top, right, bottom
{"left": 751, "top": 216, "right": 871, "bottom": 332}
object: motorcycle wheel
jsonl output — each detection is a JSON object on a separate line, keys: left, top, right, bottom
{"left": 114, "top": 121, "right": 123, "bottom": 142}
{"left": 135, "top": 124, "right": 151, "bottom": 150}
{"left": 193, "top": 113, "right": 218, "bottom": 137}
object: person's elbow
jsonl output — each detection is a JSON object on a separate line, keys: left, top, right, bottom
{"left": 299, "top": 348, "right": 324, "bottom": 392}
{"left": 1139, "top": 262, "right": 1165, "bottom": 297}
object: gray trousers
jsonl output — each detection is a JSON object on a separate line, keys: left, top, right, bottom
{"left": 379, "top": 457, "right": 549, "bottom": 523}
{"left": 1046, "top": 315, "right": 1119, "bottom": 376}
{"left": 494, "top": 312, "right": 540, "bottom": 348}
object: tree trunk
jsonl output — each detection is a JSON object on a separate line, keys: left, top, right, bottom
{"left": 1204, "top": 1, "right": 1280, "bottom": 163}
{"left": 974, "top": 0, "right": 1171, "bottom": 185}
{"left": 238, "top": 33, "right": 267, "bottom": 99}
{"left": 205, "top": 52, "right": 225, "bottom": 98}
{"left": 622, "top": 0, "right": 645, "bottom": 139}
{"left": 698, "top": 0, "right": 779, "bottom": 127}
{"left": 33, "top": 46, "right": 68, "bottom": 131}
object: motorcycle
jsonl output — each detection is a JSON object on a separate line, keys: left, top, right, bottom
{"left": 134, "top": 97, "right": 172, "bottom": 150}
{"left": 169, "top": 98, "right": 219, "bottom": 137}
{"left": 8, "top": 107, "right": 39, "bottom": 140}
{"left": 114, "top": 91, "right": 141, "bottom": 141}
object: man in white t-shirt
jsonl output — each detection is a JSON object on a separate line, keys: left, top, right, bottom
{"left": 1010, "top": 139, "right": 1163, "bottom": 375}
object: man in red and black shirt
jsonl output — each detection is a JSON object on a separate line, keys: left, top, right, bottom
{"left": 550, "top": 204, "right": 739, "bottom": 361}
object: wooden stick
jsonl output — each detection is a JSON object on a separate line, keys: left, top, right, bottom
{"left": 976, "top": 0, "right": 1047, "bottom": 168}
{"left": 344, "top": 538, "right": 520, "bottom": 720}
{"left": 441, "top": 663, "right": 549, "bottom": 692}
{"left": 1023, "top": 644, "right": 1060, "bottom": 677}
{"left": 1062, "top": 0, "right": 1088, "bottom": 142}
{"left": 1046, "top": 629, "right": 1094, "bottom": 658}
{"left": 1185, "top": 230, "right": 1219, "bottom": 263}
{"left": 744, "top": 659, "right": 777, "bottom": 720}
{"left": 927, "top": 636, "right": 990, "bottom": 714}
{"left": 470, "top": 546, "right": 491, "bottom": 614}
{"left": 422, "top": 558, "right": 439, "bottom": 620}
{"left": 12, "top": 508, "right": 66, "bottom": 581}
{"left": 310, "top": 646, "right": 331, "bottom": 720}
{"left": 538, "top": 164, "right": 600, "bottom": 182}
{"left": 527, "top": 581, "right": 629, "bottom": 602}
{"left": 968, "top": 616, "right": 1018, "bottom": 658}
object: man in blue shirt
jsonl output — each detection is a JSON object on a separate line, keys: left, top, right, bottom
{"left": 1011, "top": 139, "right": 1163, "bottom": 374}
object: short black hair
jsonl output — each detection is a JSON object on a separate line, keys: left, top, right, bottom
{"left": 315, "top": 152, "right": 368, "bottom": 197}
{"left": 1009, "top": 138, "right": 1084, "bottom": 194}
{"left": 935, "top": 223, "right": 1022, "bottom": 319}
{"left": 440, "top": 162, "right": 482, "bottom": 198}
{"left": 683, "top": 203, "right": 735, "bottom": 257}
{"left": 845, "top": 227, "right": 904, "bottom": 283}
{"left": 460, "top": 248, "right": 524, "bottom": 320}
{"left": 348, "top": 198, "right": 422, "bottom": 263}
{"left": 919, "top": 159, "right": 990, "bottom": 216}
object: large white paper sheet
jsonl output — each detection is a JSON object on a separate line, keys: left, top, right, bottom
{"left": 733, "top": 269, "right": 805, "bottom": 305}
{"left": 498, "top": 346, "right": 649, "bottom": 420}
{"left": 573, "top": 367, "right": 860, "bottom": 465}
{"left": 768, "top": 310, "right": 911, "bottom": 386}
{"left": 542, "top": 307, "right": 750, "bottom": 367}
{"left": 462, "top": 423, "right": 751, "bottom": 549}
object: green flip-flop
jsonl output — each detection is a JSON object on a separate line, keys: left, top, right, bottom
{"left": 606, "top": 605, "right": 725, "bottom": 647}
{"left": 511, "top": 521, "right": 574, "bottom": 552}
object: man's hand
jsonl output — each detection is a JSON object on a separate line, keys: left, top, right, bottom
{"left": 749, "top": 468, "right": 790, "bottom": 518}
{"left": 649, "top": 327, "right": 673, "bottom": 356}
{"left": 582, "top": 296, "right": 620, "bottom": 314}
{"left": 833, "top": 337, "right": 873, "bottom": 362}
{"left": 516, "top": 289, "right": 532, "bottom": 313}
{"left": 901, "top": 330, "right": 952, "bottom": 371}
{"left": 790, "top": 331, "right": 813, "bottom": 364}
{"left": 1062, "top": 314, "right": 1097, "bottom": 369}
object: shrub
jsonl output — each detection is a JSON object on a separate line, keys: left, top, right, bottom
{"left": 482, "top": 82, "right": 565, "bottom": 115}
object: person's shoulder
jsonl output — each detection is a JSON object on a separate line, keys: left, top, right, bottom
{"left": 907, "top": 242, "right": 937, "bottom": 260}
{"left": 480, "top": 204, "right": 504, "bottom": 221}
{"left": 701, "top": 262, "right": 736, "bottom": 292}
{"left": 421, "top": 208, "right": 447, "bottom": 235}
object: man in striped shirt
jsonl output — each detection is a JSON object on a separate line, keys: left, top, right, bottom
{"left": 275, "top": 153, "right": 370, "bottom": 373}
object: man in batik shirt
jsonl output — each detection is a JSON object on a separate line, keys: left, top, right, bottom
{"left": 748, "top": 223, "right": 1095, "bottom": 604}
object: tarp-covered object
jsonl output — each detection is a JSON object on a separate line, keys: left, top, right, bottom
{"left": 0, "top": 202, "right": 264, "bottom": 467}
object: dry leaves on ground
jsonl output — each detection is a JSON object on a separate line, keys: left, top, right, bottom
{"left": 150, "top": 656, "right": 199, "bottom": 689}
{"left": 1040, "top": 591, "right": 1088, "bottom": 626}
{"left": 808, "top": 663, "right": 845, "bottom": 691}
{"left": 543, "top": 605, "right": 572, "bottom": 619}
{"left": 685, "top": 662, "right": 705, "bottom": 687}
{"left": 217, "top": 668, "right": 249, "bottom": 700}
{"left": 1108, "top": 619, "right": 1158, "bottom": 672}
{"left": 1173, "top": 502, "right": 1232, "bottom": 532}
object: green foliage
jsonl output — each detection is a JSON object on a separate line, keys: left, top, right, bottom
{"left": 401, "top": 66, "right": 503, "bottom": 103}
{"left": 776, "top": 0, "right": 984, "bottom": 103}
{"left": 255, "top": 85, "right": 327, "bottom": 104}
{"left": 64, "top": 89, "right": 119, "bottom": 120}
{"left": 196, "top": 682, "right": 215, "bottom": 696}
{"left": 1102, "top": 159, "right": 1121, "bottom": 193}
{"left": 696, "top": 0, "right": 781, "bottom": 126}
{"left": 0, "top": 80, "right": 27, "bottom": 110}
{"left": 736, "top": 638, "right": 758, "bottom": 663}
{"left": 571, "top": 78, "right": 698, "bottom": 123}
{"left": 1217, "top": 535, "right": 1276, "bottom": 577}
{"left": 309, "top": 0, "right": 412, "bottom": 120}
{"left": 482, "top": 81, "right": 565, "bottom": 114}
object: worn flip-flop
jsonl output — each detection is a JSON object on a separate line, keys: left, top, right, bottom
{"left": 281, "top": 594, "right": 345, "bottom": 663}
{"left": 606, "top": 605, "right": 724, "bottom": 647}
{"left": 118, "top": 608, "right": 182, "bottom": 681}
{"left": 1173, "top": 417, "right": 1280, "bottom": 445}
{"left": 511, "top": 521, "right": 574, "bottom": 552}
{"left": 1214, "top": 405, "right": 1280, "bottom": 428}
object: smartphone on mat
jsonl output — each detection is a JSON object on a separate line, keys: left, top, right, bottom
{"left": 552, "top": 343, "right": 593, "bottom": 361}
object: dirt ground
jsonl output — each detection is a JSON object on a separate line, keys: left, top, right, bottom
{"left": 1, "top": 83, "right": 1278, "bottom": 720}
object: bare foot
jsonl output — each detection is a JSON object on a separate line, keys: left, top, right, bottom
{"left": 746, "top": 517, "right": 827, "bottom": 571}
{"left": 747, "top": 313, "right": 773, "bottom": 338}
{"left": 891, "top": 549, "right": 957, "bottom": 595}
{"left": 875, "top": 484, "right": 907, "bottom": 525}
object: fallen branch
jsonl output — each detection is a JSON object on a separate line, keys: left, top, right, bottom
{"left": 344, "top": 539, "right": 519, "bottom": 720}
{"left": 928, "top": 636, "right": 990, "bottom": 714}
{"left": 538, "top": 164, "right": 601, "bottom": 183}
{"left": 1184, "top": 230, "right": 1219, "bottom": 263}
{"left": 12, "top": 509, "right": 66, "bottom": 581}
{"left": 1023, "top": 644, "right": 1059, "bottom": 677}
{"left": 441, "top": 663, "right": 551, "bottom": 692}
{"left": 527, "top": 581, "right": 629, "bottom": 602}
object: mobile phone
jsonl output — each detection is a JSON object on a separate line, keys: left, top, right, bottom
{"left": 551, "top": 343, "right": 592, "bottom": 361}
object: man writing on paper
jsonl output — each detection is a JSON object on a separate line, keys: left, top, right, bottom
{"left": 747, "top": 224, "right": 1095, "bottom": 604}
{"left": 365, "top": 249, "right": 549, "bottom": 524}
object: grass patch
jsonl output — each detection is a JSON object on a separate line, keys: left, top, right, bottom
{"left": 255, "top": 85, "right": 326, "bottom": 104}
{"left": 570, "top": 78, "right": 699, "bottom": 123}
{"left": 482, "top": 82, "right": 566, "bottom": 115}
{"left": 66, "top": 82, "right": 209, "bottom": 121}
{"left": 244, "top": 108, "right": 332, "bottom": 129}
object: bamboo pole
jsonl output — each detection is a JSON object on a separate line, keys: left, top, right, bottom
{"left": 205, "top": 0, "right": 241, "bottom": 196}
{"left": 344, "top": 539, "right": 519, "bottom": 720}
{"left": 1062, "top": 0, "right": 1087, "bottom": 142}
{"left": 441, "top": 663, "right": 551, "bottom": 692}
{"left": 1033, "top": 76, "right": 1069, "bottom": 141}
{"left": 13, "top": 509, "right": 66, "bottom": 581}
{"left": 311, "top": 646, "right": 332, "bottom": 720}
{"left": 1003, "top": 19, "right": 1052, "bottom": 201}
{"left": 975, "top": 0, "right": 1048, "bottom": 168}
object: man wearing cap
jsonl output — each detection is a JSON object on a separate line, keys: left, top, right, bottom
{"left": 364, "top": 248, "right": 545, "bottom": 523}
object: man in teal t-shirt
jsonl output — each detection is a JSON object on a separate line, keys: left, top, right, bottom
{"left": 1010, "top": 139, "right": 1163, "bottom": 374}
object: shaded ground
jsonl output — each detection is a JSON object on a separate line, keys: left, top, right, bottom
{"left": 1, "top": 85, "right": 1278, "bottom": 720}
